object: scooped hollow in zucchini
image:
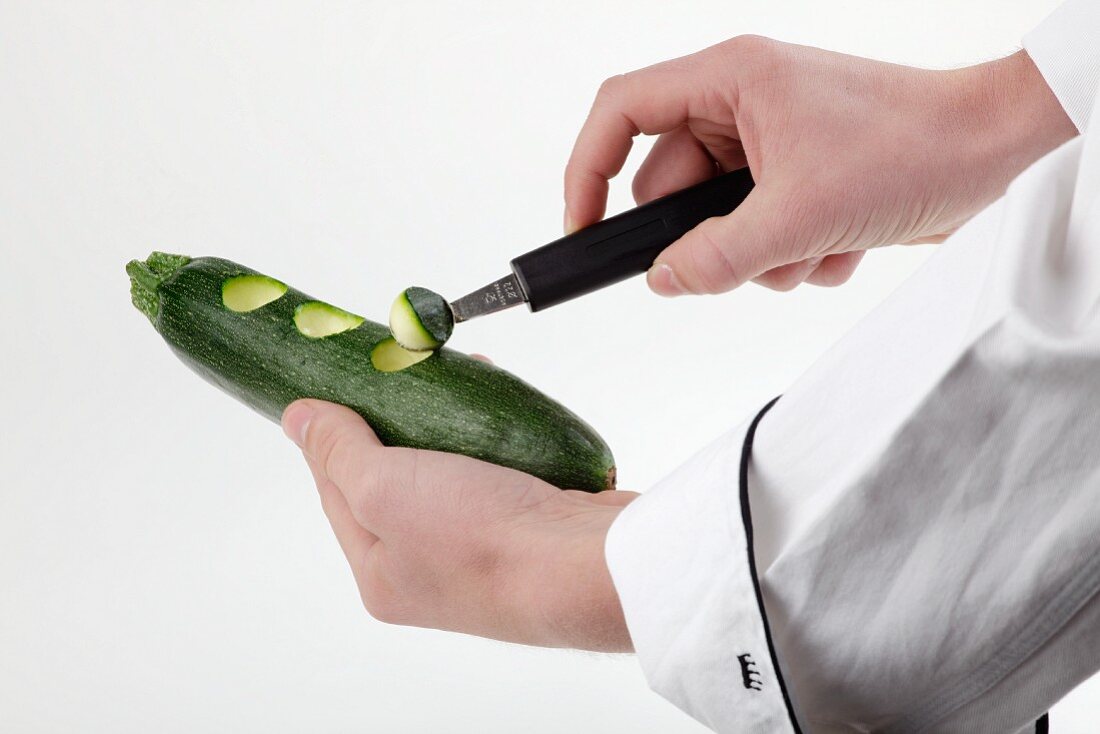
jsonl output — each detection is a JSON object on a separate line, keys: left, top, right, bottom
{"left": 223, "top": 275, "right": 287, "bottom": 312}
{"left": 371, "top": 337, "right": 434, "bottom": 372}
{"left": 294, "top": 301, "right": 365, "bottom": 338}
{"left": 125, "top": 253, "right": 616, "bottom": 493}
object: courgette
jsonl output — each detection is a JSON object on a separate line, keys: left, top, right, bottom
{"left": 389, "top": 286, "right": 454, "bottom": 351}
{"left": 126, "top": 252, "right": 616, "bottom": 492}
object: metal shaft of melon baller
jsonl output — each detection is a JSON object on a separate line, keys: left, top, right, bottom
{"left": 447, "top": 168, "right": 755, "bottom": 324}
{"left": 449, "top": 274, "right": 527, "bottom": 323}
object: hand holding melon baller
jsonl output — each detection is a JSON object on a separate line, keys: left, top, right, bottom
{"left": 388, "top": 169, "right": 756, "bottom": 351}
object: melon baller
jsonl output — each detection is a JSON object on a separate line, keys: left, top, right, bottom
{"left": 390, "top": 168, "right": 755, "bottom": 350}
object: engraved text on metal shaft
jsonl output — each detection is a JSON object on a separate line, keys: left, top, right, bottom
{"left": 449, "top": 273, "right": 527, "bottom": 323}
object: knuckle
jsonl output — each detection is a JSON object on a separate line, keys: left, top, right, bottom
{"left": 563, "top": 159, "right": 576, "bottom": 185}
{"left": 768, "top": 272, "right": 803, "bottom": 292}
{"left": 564, "top": 157, "right": 610, "bottom": 191}
{"left": 309, "top": 419, "right": 341, "bottom": 468}
{"left": 719, "top": 35, "right": 787, "bottom": 87}
{"left": 818, "top": 270, "right": 852, "bottom": 288}
{"left": 818, "top": 256, "right": 861, "bottom": 287}
{"left": 563, "top": 158, "right": 591, "bottom": 185}
{"left": 724, "top": 34, "right": 776, "bottom": 61}
{"left": 317, "top": 429, "right": 359, "bottom": 485}
{"left": 693, "top": 218, "right": 741, "bottom": 293}
{"left": 596, "top": 73, "right": 627, "bottom": 101}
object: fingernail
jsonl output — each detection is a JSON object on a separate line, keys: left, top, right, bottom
{"left": 282, "top": 402, "right": 315, "bottom": 448}
{"left": 647, "top": 263, "right": 687, "bottom": 297}
{"left": 564, "top": 209, "right": 577, "bottom": 235}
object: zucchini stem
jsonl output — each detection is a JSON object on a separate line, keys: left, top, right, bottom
{"left": 126, "top": 251, "right": 192, "bottom": 325}
{"left": 126, "top": 260, "right": 161, "bottom": 294}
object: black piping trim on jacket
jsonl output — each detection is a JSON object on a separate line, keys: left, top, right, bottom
{"left": 739, "top": 397, "right": 1051, "bottom": 734}
{"left": 739, "top": 396, "right": 802, "bottom": 733}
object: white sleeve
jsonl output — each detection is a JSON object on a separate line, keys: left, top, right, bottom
{"left": 1024, "top": 0, "right": 1100, "bottom": 132}
{"left": 605, "top": 411, "right": 800, "bottom": 733}
{"left": 606, "top": 66, "right": 1100, "bottom": 734}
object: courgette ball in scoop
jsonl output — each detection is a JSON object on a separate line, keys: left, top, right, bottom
{"left": 389, "top": 286, "right": 454, "bottom": 351}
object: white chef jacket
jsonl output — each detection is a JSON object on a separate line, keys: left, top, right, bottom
{"left": 604, "top": 2, "right": 1100, "bottom": 732}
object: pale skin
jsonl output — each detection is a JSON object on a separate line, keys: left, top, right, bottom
{"left": 284, "top": 37, "right": 1077, "bottom": 653}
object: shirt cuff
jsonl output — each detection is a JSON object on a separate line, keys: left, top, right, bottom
{"left": 1023, "top": 0, "right": 1100, "bottom": 133}
{"left": 604, "top": 399, "right": 801, "bottom": 734}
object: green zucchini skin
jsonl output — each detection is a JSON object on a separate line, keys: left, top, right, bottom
{"left": 128, "top": 254, "right": 616, "bottom": 492}
{"left": 404, "top": 286, "right": 454, "bottom": 346}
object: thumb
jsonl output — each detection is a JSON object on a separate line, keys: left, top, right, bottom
{"left": 282, "top": 399, "right": 383, "bottom": 489}
{"left": 647, "top": 186, "right": 800, "bottom": 295}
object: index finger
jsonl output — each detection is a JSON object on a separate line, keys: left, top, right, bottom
{"left": 564, "top": 61, "right": 697, "bottom": 230}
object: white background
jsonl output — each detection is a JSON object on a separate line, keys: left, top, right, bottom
{"left": 2, "top": 0, "right": 1096, "bottom": 731}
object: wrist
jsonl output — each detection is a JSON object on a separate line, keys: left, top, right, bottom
{"left": 516, "top": 498, "right": 633, "bottom": 652}
{"left": 948, "top": 50, "right": 1077, "bottom": 184}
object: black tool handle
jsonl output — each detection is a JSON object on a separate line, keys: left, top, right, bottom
{"left": 510, "top": 168, "right": 755, "bottom": 312}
